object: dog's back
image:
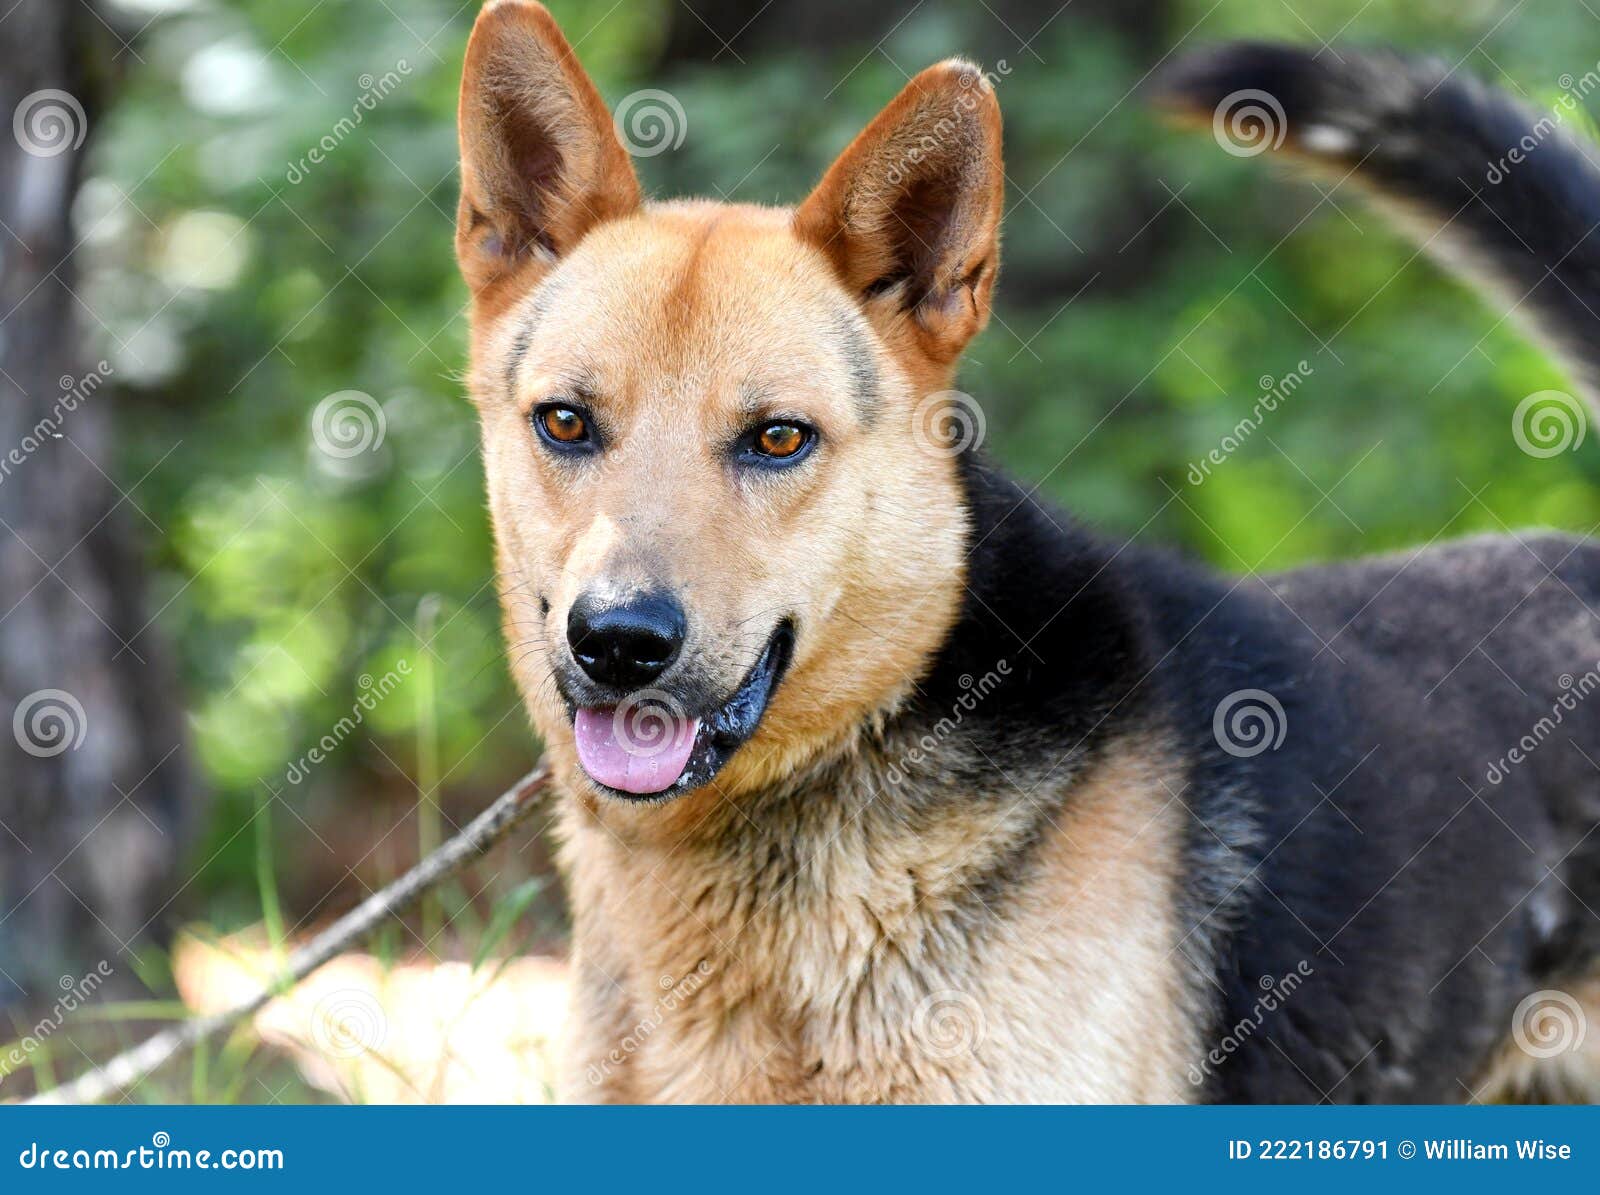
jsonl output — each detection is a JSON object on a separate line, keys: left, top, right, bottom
{"left": 1157, "top": 45, "right": 1600, "bottom": 1102}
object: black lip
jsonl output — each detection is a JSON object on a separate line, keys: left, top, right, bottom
{"left": 573, "top": 620, "right": 795, "bottom": 803}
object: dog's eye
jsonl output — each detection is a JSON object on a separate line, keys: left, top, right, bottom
{"left": 533, "top": 403, "right": 593, "bottom": 449}
{"left": 541, "top": 407, "right": 588, "bottom": 442}
{"left": 756, "top": 424, "right": 806, "bottom": 457}
{"left": 743, "top": 422, "right": 815, "bottom": 466}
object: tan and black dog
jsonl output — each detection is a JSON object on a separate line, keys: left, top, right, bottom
{"left": 455, "top": 3, "right": 1600, "bottom": 1102}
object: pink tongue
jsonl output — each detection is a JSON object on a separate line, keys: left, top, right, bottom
{"left": 574, "top": 706, "right": 700, "bottom": 794}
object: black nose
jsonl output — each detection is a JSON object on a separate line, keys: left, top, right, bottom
{"left": 567, "top": 591, "right": 687, "bottom": 690}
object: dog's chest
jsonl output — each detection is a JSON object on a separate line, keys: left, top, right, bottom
{"left": 562, "top": 745, "right": 1205, "bottom": 1103}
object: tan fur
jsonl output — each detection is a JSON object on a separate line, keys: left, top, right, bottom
{"left": 475, "top": 202, "right": 969, "bottom": 813}
{"left": 455, "top": 0, "right": 640, "bottom": 306}
{"left": 455, "top": 1, "right": 1199, "bottom": 1103}
{"left": 561, "top": 735, "right": 1199, "bottom": 1103}
{"left": 1469, "top": 977, "right": 1600, "bottom": 1104}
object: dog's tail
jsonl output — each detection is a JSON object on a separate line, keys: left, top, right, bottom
{"left": 1154, "top": 42, "right": 1600, "bottom": 413}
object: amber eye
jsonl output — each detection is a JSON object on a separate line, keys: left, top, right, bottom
{"left": 754, "top": 423, "right": 808, "bottom": 459}
{"left": 534, "top": 404, "right": 591, "bottom": 448}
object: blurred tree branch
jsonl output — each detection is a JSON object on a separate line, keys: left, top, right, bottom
{"left": 31, "top": 762, "right": 550, "bottom": 1105}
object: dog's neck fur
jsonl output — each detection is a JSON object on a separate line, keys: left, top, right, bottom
{"left": 557, "top": 457, "right": 1207, "bottom": 1101}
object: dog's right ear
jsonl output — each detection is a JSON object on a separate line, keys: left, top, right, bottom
{"left": 794, "top": 60, "right": 1003, "bottom": 368}
{"left": 455, "top": 0, "right": 640, "bottom": 297}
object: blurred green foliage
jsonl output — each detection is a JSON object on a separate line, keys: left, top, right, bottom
{"left": 87, "top": 0, "right": 1600, "bottom": 922}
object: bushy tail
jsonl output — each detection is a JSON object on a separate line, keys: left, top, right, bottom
{"left": 1154, "top": 42, "right": 1600, "bottom": 412}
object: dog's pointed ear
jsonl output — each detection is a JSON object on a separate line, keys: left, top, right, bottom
{"left": 455, "top": 0, "right": 641, "bottom": 297}
{"left": 794, "top": 60, "right": 1003, "bottom": 365}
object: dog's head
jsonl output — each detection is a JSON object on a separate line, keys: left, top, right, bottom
{"left": 456, "top": 1, "right": 1003, "bottom": 811}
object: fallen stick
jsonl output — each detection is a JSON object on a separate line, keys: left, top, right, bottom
{"left": 31, "top": 763, "right": 552, "bottom": 1106}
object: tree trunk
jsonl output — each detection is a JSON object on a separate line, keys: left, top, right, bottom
{"left": 0, "top": 0, "right": 195, "bottom": 1002}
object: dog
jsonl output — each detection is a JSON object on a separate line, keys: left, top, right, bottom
{"left": 455, "top": 3, "right": 1600, "bottom": 1102}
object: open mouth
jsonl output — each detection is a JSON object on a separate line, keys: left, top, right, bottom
{"left": 571, "top": 621, "right": 794, "bottom": 800}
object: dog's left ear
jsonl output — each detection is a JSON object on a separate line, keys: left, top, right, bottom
{"left": 795, "top": 60, "right": 1003, "bottom": 365}
{"left": 455, "top": 0, "right": 641, "bottom": 298}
